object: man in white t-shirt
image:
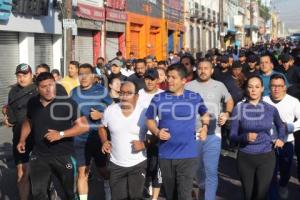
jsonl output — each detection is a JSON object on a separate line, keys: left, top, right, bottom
{"left": 263, "top": 74, "right": 300, "bottom": 199}
{"left": 99, "top": 81, "right": 148, "bottom": 200}
{"left": 138, "top": 69, "right": 163, "bottom": 199}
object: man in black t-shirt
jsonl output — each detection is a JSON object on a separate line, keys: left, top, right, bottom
{"left": 17, "top": 72, "right": 88, "bottom": 200}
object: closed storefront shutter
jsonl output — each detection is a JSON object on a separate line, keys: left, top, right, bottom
{"left": 130, "top": 30, "right": 139, "bottom": 58}
{"left": 106, "top": 32, "right": 119, "bottom": 62}
{"left": 0, "top": 32, "right": 19, "bottom": 107}
{"left": 75, "top": 30, "right": 93, "bottom": 64}
{"left": 35, "top": 34, "right": 53, "bottom": 67}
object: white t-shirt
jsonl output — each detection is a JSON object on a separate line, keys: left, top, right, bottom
{"left": 264, "top": 94, "right": 300, "bottom": 142}
{"left": 121, "top": 68, "right": 135, "bottom": 77}
{"left": 138, "top": 88, "right": 164, "bottom": 135}
{"left": 138, "top": 88, "right": 164, "bottom": 109}
{"left": 102, "top": 103, "right": 148, "bottom": 167}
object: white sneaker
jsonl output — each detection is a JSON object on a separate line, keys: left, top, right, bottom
{"left": 279, "top": 186, "right": 289, "bottom": 199}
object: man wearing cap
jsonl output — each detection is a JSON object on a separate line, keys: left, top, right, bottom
{"left": 137, "top": 69, "right": 164, "bottom": 199}
{"left": 243, "top": 54, "right": 260, "bottom": 78}
{"left": 108, "top": 59, "right": 127, "bottom": 83}
{"left": 121, "top": 60, "right": 135, "bottom": 77}
{"left": 3, "top": 63, "right": 37, "bottom": 200}
{"left": 238, "top": 51, "right": 249, "bottom": 70}
{"left": 146, "top": 56, "right": 155, "bottom": 69}
{"left": 212, "top": 55, "right": 231, "bottom": 83}
{"left": 281, "top": 54, "right": 300, "bottom": 86}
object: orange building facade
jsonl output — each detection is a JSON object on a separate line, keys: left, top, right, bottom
{"left": 126, "top": 12, "right": 167, "bottom": 60}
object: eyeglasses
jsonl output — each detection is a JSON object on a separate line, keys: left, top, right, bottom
{"left": 119, "top": 91, "right": 136, "bottom": 96}
{"left": 270, "top": 85, "right": 285, "bottom": 89}
{"left": 79, "top": 73, "right": 93, "bottom": 78}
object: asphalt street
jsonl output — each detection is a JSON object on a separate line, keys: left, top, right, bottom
{"left": 1, "top": 126, "right": 299, "bottom": 200}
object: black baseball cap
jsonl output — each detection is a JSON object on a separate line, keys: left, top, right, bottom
{"left": 144, "top": 68, "right": 159, "bottom": 80}
{"left": 15, "top": 63, "right": 32, "bottom": 75}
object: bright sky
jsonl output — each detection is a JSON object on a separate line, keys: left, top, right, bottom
{"left": 274, "top": 0, "right": 300, "bottom": 32}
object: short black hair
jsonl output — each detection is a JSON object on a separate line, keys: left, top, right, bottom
{"left": 79, "top": 63, "right": 93, "bottom": 73}
{"left": 51, "top": 69, "right": 60, "bottom": 76}
{"left": 180, "top": 54, "right": 195, "bottom": 66}
{"left": 157, "top": 60, "right": 167, "bottom": 66}
{"left": 116, "top": 51, "right": 122, "bottom": 56}
{"left": 36, "top": 72, "right": 55, "bottom": 86}
{"left": 135, "top": 58, "right": 146, "bottom": 65}
{"left": 167, "top": 63, "right": 188, "bottom": 79}
{"left": 36, "top": 63, "right": 50, "bottom": 72}
{"left": 97, "top": 57, "right": 105, "bottom": 61}
{"left": 69, "top": 61, "right": 80, "bottom": 68}
{"left": 270, "top": 73, "right": 287, "bottom": 85}
{"left": 260, "top": 53, "right": 273, "bottom": 64}
{"left": 245, "top": 75, "right": 263, "bottom": 88}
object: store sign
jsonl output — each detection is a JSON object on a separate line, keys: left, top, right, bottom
{"left": 106, "top": 8, "right": 127, "bottom": 23}
{"left": 106, "top": 0, "right": 126, "bottom": 10}
{"left": 77, "top": 3, "right": 105, "bottom": 21}
{"left": 0, "top": 0, "right": 12, "bottom": 20}
{"left": 78, "top": 0, "right": 103, "bottom": 7}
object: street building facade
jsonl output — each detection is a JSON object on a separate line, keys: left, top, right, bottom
{"left": 0, "top": 0, "right": 62, "bottom": 106}
{"left": 126, "top": 0, "right": 166, "bottom": 60}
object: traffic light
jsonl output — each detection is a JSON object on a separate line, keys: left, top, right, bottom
{"left": 12, "top": 0, "right": 49, "bottom": 16}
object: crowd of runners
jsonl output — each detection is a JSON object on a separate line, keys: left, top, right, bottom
{"left": 2, "top": 40, "right": 300, "bottom": 200}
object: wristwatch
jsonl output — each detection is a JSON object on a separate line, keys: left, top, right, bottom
{"left": 59, "top": 131, "right": 65, "bottom": 138}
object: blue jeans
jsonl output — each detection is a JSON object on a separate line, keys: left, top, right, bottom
{"left": 197, "top": 134, "right": 221, "bottom": 200}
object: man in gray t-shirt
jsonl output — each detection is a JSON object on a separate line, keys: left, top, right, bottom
{"left": 185, "top": 60, "right": 234, "bottom": 200}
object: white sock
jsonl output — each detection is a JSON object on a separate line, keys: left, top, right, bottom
{"left": 104, "top": 180, "right": 111, "bottom": 200}
{"left": 79, "top": 194, "right": 88, "bottom": 200}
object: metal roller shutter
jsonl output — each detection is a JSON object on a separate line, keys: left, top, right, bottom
{"left": 35, "top": 34, "right": 53, "bottom": 68}
{"left": 106, "top": 32, "right": 119, "bottom": 62}
{"left": 75, "top": 30, "right": 93, "bottom": 64}
{"left": 0, "top": 32, "right": 19, "bottom": 107}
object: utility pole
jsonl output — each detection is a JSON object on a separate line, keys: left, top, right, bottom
{"left": 219, "top": 0, "right": 225, "bottom": 50}
{"left": 63, "top": 0, "right": 73, "bottom": 76}
{"left": 250, "top": 0, "right": 254, "bottom": 43}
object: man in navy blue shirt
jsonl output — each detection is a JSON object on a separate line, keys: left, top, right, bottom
{"left": 71, "top": 63, "right": 112, "bottom": 200}
{"left": 146, "top": 63, "right": 210, "bottom": 200}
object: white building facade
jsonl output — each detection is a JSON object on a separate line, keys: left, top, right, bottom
{"left": 185, "top": 0, "right": 219, "bottom": 56}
